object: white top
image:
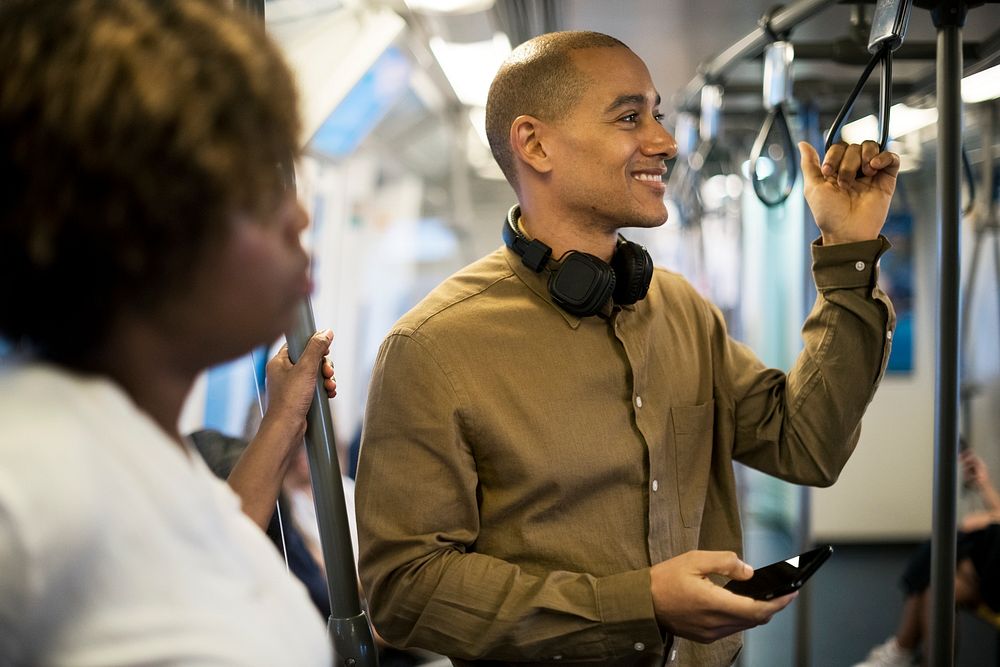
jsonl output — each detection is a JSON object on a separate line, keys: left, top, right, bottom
{"left": 0, "top": 363, "right": 332, "bottom": 666}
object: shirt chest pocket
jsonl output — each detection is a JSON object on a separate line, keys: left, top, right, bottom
{"left": 671, "top": 401, "right": 715, "bottom": 529}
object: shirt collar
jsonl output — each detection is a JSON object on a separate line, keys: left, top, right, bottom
{"left": 501, "top": 204, "right": 631, "bottom": 326}
{"left": 502, "top": 244, "right": 584, "bottom": 328}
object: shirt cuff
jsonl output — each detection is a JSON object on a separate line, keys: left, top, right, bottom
{"left": 811, "top": 235, "right": 891, "bottom": 291}
{"left": 595, "top": 568, "right": 666, "bottom": 657}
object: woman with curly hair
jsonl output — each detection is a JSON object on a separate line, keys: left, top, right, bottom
{"left": 0, "top": 1, "right": 335, "bottom": 664}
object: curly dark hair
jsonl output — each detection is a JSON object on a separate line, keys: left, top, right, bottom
{"left": 0, "top": 0, "right": 301, "bottom": 362}
{"left": 485, "top": 31, "right": 628, "bottom": 191}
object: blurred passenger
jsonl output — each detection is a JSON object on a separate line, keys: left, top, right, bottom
{"left": 356, "top": 30, "right": 900, "bottom": 666}
{"left": 854, "top": 449, "right": 1000, "bottom": 667}
{"left": 0, "top": 0, "right": 337, "bottom": 664}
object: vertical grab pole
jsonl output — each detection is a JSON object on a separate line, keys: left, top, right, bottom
{"left": 236, "top": 1, "right": 379, "bottom": 661}
{"left": 287, "top": 302, "right": 379, "bottom": 666}
{"left": 928, "top": 2, "right": 965, "bottom": 665}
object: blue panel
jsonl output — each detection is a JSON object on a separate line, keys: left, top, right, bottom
{"left": 203, "top": 350, "right": 266, "bottom": 437}
{"left": 880, "top": 212, "right": 914, "bottom": 373}
{"left": 310, "top": 46, "right": 411, "bottom": 158}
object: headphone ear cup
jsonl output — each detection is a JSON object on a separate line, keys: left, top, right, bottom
{"left": 548, "top": 251, "right": 616, "bottom": 317}
{"left": 611, "top": 241, "right": 653, "bottom": 305}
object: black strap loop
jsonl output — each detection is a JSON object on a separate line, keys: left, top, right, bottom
{"left": 824, "top": 44, "right": 893, "bottom": 153}
{"left": 751, "top": 105, "right": 799, "bottom": 207}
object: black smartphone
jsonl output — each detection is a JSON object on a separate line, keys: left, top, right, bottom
{"left": 724, "top": 545, "right": 833, "bottom": 601}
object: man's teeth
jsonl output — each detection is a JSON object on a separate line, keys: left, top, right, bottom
{"left": 633, "top": 173, "right": 662, "bottom": 182}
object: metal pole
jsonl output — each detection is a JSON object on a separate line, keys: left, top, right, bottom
{"left": 245, "top": 0, "right": 377, "bottom": 659}
{"left": 678, "top": 0, "right": 837, "bottom": 109}
{"left": 928, "top": 2, "right": 966, "bottom": 665}
{"left": 794, "top": 486, "right": 812, "bottom": 667}
{"left": 287, "top": 303, "right": 379, "bottom": 666}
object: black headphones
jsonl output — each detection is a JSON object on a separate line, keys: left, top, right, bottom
{"left": 501, "top": 205, "right": 653, "bottom": 317}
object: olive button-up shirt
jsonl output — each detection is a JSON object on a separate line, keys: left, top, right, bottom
{"left": 356, "top": 237, "right": 894, "bottom": 666}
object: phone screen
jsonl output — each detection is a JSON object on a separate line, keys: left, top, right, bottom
{"left": 724, "top": 545, "right": 833, "bottom": 600}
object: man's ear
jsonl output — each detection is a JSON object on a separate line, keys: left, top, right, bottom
{"left": 510, "top": 114, "right": 553, "bottom": 176}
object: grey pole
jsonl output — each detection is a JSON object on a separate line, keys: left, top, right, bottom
{"left": 286, "top": 302, "right": 379, "bottom": 666}
{"left": 235, "top": 2, "right": 380, "bottom": 660}
{"left": 233, "top": 1, "right": 380, "bottom": 662}
{"left": 927, "top": 2, "right": 965, "bottom": 665}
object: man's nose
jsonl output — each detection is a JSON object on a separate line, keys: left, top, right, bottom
{"left": 645, "top": 123, "right": 678, "bottom": 160}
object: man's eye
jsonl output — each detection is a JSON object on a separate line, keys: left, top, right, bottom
{"left": 654, "top": 113, "right": 665, "bottom": 124}
{"left": 621, "top": 113, "right": 638, "bottom": 123}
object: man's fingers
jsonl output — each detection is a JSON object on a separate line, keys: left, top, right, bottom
{"left": 692, "top": 550, "right": 753, "bottom": 580}
{"left": 822, "top": 142, "right": 847, "bottom": 178}
{"left": 860, "top": 140, "right": 881, "bottom": 176}
{"left": 725, "top": 590, "right": 798, "bottom": 623}
{"left": 872, "top": 150, "right": 901, "bottom": 180}
{"left": 695, "top": 589, "right": 796, "bottom": 640}
{"left": 838, "top": 143, "right": 863, "bottom": 186}
{"left": 767, "top": 591, "right": 799, "bottom": 612}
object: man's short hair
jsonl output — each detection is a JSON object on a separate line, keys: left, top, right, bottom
{"left": 485, "top": 31, "right": 629, "bottom": 190}
{"left": 0, "top": 0, "right": 300, "bottom": 363}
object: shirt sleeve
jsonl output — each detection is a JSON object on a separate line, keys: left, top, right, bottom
{"left": 726, "top": 235, "right": 896, "bottom": 485}
{"left": 355, "top": 331, "right": 663, "bottom": 661}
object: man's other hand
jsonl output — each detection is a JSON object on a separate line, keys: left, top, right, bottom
{"left": 650, "top": 550, "right": 797, "bottom": 643}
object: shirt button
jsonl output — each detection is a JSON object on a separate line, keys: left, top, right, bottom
{"left": 553, "top": 656, "right": 562, "bottom": 661}
{"left": 855, "top": 260, "right": 866, "bottom": 271}
{"left": 634, "top": 642, "right": 645, "bottom": 651}
{"left": 635, "top": 395, "right": 643, "bottom": 408}
{"left": 887, "top": 329, "right": 893, "bottom": 340}
{"left": 652, "top": 479, "right": 659, "bottom": 492}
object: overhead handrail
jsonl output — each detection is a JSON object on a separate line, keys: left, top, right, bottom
{"left": 751, "top": 8, "right": 799, "bottom": 207}
{"left": 678, "top": 0, "right": 837, "bottom": 112}
{"left": 824, "top": 0, "right": 913, "bottom": 151}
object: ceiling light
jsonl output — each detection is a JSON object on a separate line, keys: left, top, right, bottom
{"left": 962, "top": 64, "right": 1000, "bottom": 104}
{"left": 840, "top": 64, "right": 1000, "bottom": 145}
{"left": 465, "top": 107, "right": 505, "bottom": 179}
{"left": 404, "top": 0, "right": 495, "bottom": 14}
{"left": 429, "top": 32, "right": 511, "bottom": 107}
{"left": 468, "top": 106, "right": 489, "bottom": 148}
{"left": 841, "top": 103, "right": 937, "bottom": 144}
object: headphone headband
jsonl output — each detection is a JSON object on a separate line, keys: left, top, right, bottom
{"left": 502, "top": 206, "right": 550, "bottom": 272}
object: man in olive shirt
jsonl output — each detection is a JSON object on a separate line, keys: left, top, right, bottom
{"left": 356, "top": 31, "right": 897, "bottom": 666}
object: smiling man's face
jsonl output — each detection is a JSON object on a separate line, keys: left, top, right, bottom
{"left": 543, "top": 46, "right": 678, "bottom": 234}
